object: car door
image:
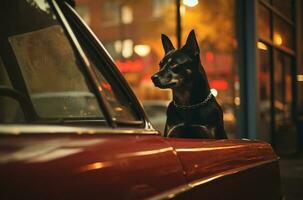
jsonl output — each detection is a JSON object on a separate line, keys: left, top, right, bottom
{"left": 0, "top": 1, "right": 187, "bottom": 199}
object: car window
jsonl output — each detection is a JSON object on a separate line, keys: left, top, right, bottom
{"left": 92, "top": 67, "right": 138, "bottom": 122}
{"left": 63, "top": 4, "right": 142, "bottom": 124}
{"left": 0, "top": 0, "right": 103, "bottom": 120}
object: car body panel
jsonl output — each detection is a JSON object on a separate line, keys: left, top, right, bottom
{"left": 0, "top": 126, "right": 186, "bottom": 199}
{"left": 154, "top": 138, "right": 281, "bottom": 199}
{"left": 0, "top": 126, "right": 281, "bottom": 200}
{"left": 163, "top": 138, "right": 278, "bottom": 183}
{"left": 166, "top": 161, "right": 281, "bottom": 200}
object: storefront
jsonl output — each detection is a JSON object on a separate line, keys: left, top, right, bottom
{"left": 237, "top": 0, "right": 302, "bottom": 153}
{"left": 75, "top": 0, "right": 302, "bottom": 150}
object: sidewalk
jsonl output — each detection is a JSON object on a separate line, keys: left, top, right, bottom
{"left": 279, "top": 153, "right": 303, "bottom": 200}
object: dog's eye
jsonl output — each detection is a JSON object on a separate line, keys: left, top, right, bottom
{"left": 170, "top": 64, "right": 183, "bottom": 73}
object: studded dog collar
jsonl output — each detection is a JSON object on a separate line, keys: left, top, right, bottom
{"left": 173, "top": 92, "right": 213, "bottom": 110}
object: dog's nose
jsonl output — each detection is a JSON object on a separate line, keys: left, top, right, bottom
{"left": 151, "top": 74, "right": 160, "bottom": 85}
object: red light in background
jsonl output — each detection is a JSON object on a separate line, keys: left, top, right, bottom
{"left": 206, "top": 51, "right": 214, "bottom": 62}
{"left": 116, "top": 59, "right": 143, "bottom": 73}
{"left": 101, "top": 83, "right": 112, "bottom": 91}
{"left": 210, "top": 79, "right": 228, "bottom": 90}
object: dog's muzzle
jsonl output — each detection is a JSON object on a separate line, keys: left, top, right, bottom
{"left": 151, "top": 72, "right": 179, "bottom": 88}
{"left": 151, "top": 74, "right": 161, "bottom": 87}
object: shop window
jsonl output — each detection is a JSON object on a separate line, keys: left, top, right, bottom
{"left": 258, "top": 43, "right": 271, "bottom": 141}
{"left": 274, "top": 51, "right": 293, "bottom": 124}
{"left": 273, "top": 14, "right": 294, "bottom": 49}
{"left": 272, "top": 0, "right": 293, "bottom": 20}
{"left": 258, "top": 4, "right": 271, "bottom": 40}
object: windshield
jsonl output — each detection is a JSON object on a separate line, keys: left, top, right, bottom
{"left": 0, "top": 0, "right": 103, "bottom": 121}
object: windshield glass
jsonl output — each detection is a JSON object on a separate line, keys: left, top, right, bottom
{"left": 0, "top": 0, "right": 103, "bottom": 120}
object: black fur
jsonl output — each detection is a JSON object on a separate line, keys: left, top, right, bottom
{"left": 151, "top": 30, "right": 227, "bottom": 139}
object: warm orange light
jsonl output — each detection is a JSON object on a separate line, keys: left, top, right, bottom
{"left": 234, "top": 97, "right": 240, "bottom": 106}
{"left": 257, "top": 42, "right": 268, "bottom": 50}
{"left": 180, "top": 5, "right": 186, "bottom": 16}
{"left": 79, "top": 161, "right": 112, "bottom": 172}
{"left": 122, "top": 39, "right": 133, "bottom": 58}
{"left": 274, "top": 33, "right": 283, "bottom": 45}
{"left": 134, "top": 44, "right": 151, "bottom": 57}
{"left": 297, "top": 75, "right": 303, "bottom": 82}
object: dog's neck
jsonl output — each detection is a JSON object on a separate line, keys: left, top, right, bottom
{"left": 172, "top": 63, "right": 210, "bottom": 106}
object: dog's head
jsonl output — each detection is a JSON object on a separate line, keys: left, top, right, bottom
{"left": 151, "top": 30, "right": 201, "bottom": 89}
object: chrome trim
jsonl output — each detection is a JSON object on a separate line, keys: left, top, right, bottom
{"left": 0, "top": 125, "right": 159, "bottom": 135}
{"left": 148, "top": 159, "right": 278, "bottom": 200}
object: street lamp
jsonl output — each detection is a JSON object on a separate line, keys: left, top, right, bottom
{"left": 183, "top": 0, "right": 199, "bottom": 7}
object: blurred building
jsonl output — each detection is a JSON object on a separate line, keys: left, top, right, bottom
{"left": 75, "top": 0, "right": 302, "bottom": 153}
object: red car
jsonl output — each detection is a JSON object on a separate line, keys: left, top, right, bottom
{"left": 0, "top": 0, "right": 281, "bottom": 199}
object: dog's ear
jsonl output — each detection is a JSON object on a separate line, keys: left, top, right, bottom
{"left": 161, "top": 34, "right": 175, "bottom": 54}
{"left": 182, "top": 30, "right": 200, "bottom": 55}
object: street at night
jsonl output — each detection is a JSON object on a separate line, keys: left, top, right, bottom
{"left": 0, "top": 0, "right": 302, "bottom": 199}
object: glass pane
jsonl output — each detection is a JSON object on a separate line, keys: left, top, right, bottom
{"left": 76, "top": 0, "right": 176, "bottom": 132}
{"left": 273, "top": 15, "right": 294, "bottom": 49}
{"left": 258, "top": 4, "right": 271, "bottom": 40}
{"left": 93, "top": 66, "right": 138, "bottom": 121}
{"left": 284, "top": 57, "right": 292, "bottom": 120}
{"left": 274, "top": 50, "right": 292, "bottom": 125}
{"left": 258, "top": 42, "right": 271, "bottom": 140}
{"left": 67, "top": 6, "right": 141, "bottom": 123}
{"left": 272, "top": 0, "right": 293, "bottom": 20}
{"left": 181, "top": 0, "right": 238, "bottom": 138}
{"left": 0, "top": 0, "right": 103, "bottom": 120}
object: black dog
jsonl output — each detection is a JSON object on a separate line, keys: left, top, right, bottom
{"left": 151, "top": 30, "right": 227, "bottom": 139}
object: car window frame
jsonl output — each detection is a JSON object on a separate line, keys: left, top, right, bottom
{"left": 57, "top": 0, "right": 150, "bottom": 128}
